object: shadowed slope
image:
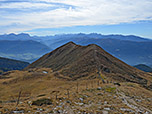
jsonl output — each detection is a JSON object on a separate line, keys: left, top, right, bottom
{"left": 0, "top": 57, "right": 29, "bottom": 73}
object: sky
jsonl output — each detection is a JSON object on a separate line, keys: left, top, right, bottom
{"left": 0, "top": 0, "right": 152, "bottom": 38}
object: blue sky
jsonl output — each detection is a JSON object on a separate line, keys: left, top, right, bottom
{"left": 0, "top": 0, "right": 152, "bottom": 38}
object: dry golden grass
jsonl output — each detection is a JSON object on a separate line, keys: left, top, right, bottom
{"left": 0, "top": 68, "right": 152, "bottom": 113}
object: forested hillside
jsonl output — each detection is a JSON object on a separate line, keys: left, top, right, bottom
{"left": 0, "top": 57, "right": 29, "bottom": 73}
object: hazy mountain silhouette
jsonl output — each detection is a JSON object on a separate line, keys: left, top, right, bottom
{"left": 0, "top": 40, "right": 51, "bottom": 62}
{"left": 134, "top": 64, "right": 152, "bottom": 72}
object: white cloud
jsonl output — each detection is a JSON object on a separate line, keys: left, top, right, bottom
{"left": 0, "top": 0, "right": 152, "bottom": 34}
{"left": 0, "top": 2, "right": 53, "bottom": 9}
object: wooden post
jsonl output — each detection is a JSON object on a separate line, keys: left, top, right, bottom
{"left": 67, "top": 89, "right": 70, "bottom": 99}
{"left": 16, "top": 90, "right": 22, "bottom": 106}
{"left": 55, "top": 91, "right": 59, "bottom": 100}
{"left": 76, "top": 82, "right": 79, "bottom": 93}
{"left": 55, "top": 92, "right": 57, "bottom": 100}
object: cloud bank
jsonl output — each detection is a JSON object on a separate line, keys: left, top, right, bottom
{"left": 0, "top": 0, "right": 152, "bottom": 34}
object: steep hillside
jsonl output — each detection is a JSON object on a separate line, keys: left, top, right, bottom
{"left": 0, "top": 40, "right": 51, "bottom": 62}
{"left": 25, "top": 42, "right": 152, "bottom": 89}
{"left": 0, "top": 40, "right": 50, "bottom": 54}
{"left": 134, "top": 64, "right": 152, "bottom": 72}
{"left": 77, "top": 39, "right": 152, "bottom": 65}
{"left": 0, "top": 57, "right": 29, "bottom": 73}
{"left": 47, "top": 38, "right": 152, "bottom": 65}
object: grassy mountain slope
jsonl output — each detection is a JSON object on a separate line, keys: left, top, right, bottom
{"left": 78, "top": 39, "right": 152, "bottom": 65}
{"left": 0, "top": 42, "right": 152, "bottom": 113}
{"left": 47, "top": 38, "right": 152, "bottom": 65}
{"left": 0, "top": 69, "right": 152, "bottom": 113}
{"left": 25, "top": 42, "right": 152, "bottom": 89}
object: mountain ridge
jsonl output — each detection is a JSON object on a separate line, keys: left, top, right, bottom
{"left": 0, "top": 33, "right": 151, "bottom": 41}
{"left": 134, "top": 64, "right": 152, "bottom": 72}
{"left": 25, "top": 42, "right": 152, "bottom": 90}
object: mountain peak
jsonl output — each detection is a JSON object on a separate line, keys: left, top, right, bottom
{"left": 8, "top": 33, "right": 17, "bottom": 36}
{"left": 24, "top": 42, "right": 152, "bottom": 90}
{"left": 55, "top": 41, "right": 78, "bottom": 51}
{"left": 18, "top": 33, "right": 30, "bottom": 36}
{"left": 65, "top": 41, "right": 77, "bottom": 46}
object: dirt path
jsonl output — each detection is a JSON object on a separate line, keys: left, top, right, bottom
{"left": 116, "top": 88, "right": 152, "bottom": 113}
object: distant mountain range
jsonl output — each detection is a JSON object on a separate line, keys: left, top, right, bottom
{"left": 0, "top": 57, "right": 29, "bottom": 74}
{"left": 134, "top": 64, "right": 152, "bottom": 72}
{"left": 0, "top": 33, "right": 32, "bottom": 41}
{"left": 0, "top": 33, "right": 152, "bottom": 65}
